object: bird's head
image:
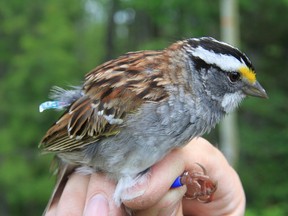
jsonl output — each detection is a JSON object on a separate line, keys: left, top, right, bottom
{"left": 184, "top": 37, "right": 268, "bottom": 113}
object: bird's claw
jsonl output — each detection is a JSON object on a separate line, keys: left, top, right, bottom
{"left": 180, "top": 163, "right": 217, "bottom": 203}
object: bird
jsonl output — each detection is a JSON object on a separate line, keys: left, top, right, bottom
{"left": 39, "top": 37, "right": 268, "bottom": 213}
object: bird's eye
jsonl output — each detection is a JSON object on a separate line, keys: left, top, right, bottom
{"left": 228, "top": 72, "right": 241, "bottom": 83}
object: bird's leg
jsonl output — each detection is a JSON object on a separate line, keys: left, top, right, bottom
{"left": 116, "top": 171, "right": 151, "bottom": 205}
{"left": 180, "top": 163, "right": 217, "bottom": 203}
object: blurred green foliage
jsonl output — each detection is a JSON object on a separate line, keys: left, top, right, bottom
{"left": 0, "top": 0, "right": 287, "bottom": 215}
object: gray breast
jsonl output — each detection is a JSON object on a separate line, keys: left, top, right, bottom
{"left": 80, "top": 90, "right": 223, "bottom": 180}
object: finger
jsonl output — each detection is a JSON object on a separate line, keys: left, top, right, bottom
{"left": 54, "top": 173, "right": 90, "bottom": 216}
{"left": 182, "top": 138, "right": 245, "bottom": 215}
{"left": 84, "top": 173, "right": 124, "bottom": 216}
{"left": 123, "top": 149, "right": 186, "bottom": 210}
{"left": 183, "top": 167, "right": 245, "bottom": 215}
{"left": 135, "top": 186, "right": 186, "bottom": 216}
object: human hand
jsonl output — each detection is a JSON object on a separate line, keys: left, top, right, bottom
{"left": 45, "top": 137, "right": 245, "bottom": 216}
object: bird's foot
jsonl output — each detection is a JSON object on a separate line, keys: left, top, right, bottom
{"left": 180, "top": 163, "right": 217, "bottom": 203}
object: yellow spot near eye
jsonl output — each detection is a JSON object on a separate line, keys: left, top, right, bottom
{"left": 239, "top": 66, "right": 256, "bottom": 83}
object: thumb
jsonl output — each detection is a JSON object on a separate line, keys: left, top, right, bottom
{"left": 84, "top": 173, "right": 125, "bottom": 216}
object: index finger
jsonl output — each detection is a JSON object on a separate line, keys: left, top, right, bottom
{"left": 123, "top": 148, "right": 186, "bottom": 210}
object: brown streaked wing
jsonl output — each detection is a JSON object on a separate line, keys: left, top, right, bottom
{"left": 40, "top": 95, "right": 123, "bottom": 152}
{"left": 40, "top": 50, "right": 169, "bottom": 152}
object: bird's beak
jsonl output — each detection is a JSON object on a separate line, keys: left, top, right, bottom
{"left": 243, "top": 81, "right": 268, "bottom": 99}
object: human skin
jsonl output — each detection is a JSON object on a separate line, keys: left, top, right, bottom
{"left": 45, "top": 137, "right": 245, "bottom": 216}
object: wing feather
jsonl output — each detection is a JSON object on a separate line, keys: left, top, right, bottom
{"left": 40, "top": 50, "right": 170, "bottom": 152}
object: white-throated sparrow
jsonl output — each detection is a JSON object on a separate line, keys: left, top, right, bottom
{"left": 39, "top": 37, "right": 267, "bottom": 212}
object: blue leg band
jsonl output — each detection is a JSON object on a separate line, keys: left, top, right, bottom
{"left": 171, "top": 176, "right": 183, "bottom": 188}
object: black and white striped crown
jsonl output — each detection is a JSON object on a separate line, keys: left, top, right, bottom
{"left": 184, "top": 37, "right": 254, "bottom": 74}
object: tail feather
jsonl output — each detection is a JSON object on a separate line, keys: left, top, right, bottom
{"left": 42, "top": 158, "right": 76, "bottom": 216}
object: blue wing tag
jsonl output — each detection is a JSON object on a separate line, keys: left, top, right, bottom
{"left": 39, "top": 101, "right": 69, "bottom": 112}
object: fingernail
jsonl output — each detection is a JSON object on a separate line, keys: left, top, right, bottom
{"left": 84, "top": 194, "right": 109, "bottom": 216}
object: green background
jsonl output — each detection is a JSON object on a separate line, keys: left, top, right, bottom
{"left": 0, "top": 0, "right": 287, "bottom": 215}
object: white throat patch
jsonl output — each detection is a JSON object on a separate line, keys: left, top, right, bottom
{"left": 221, "top": 92, "right": 245, "bottom": 113}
